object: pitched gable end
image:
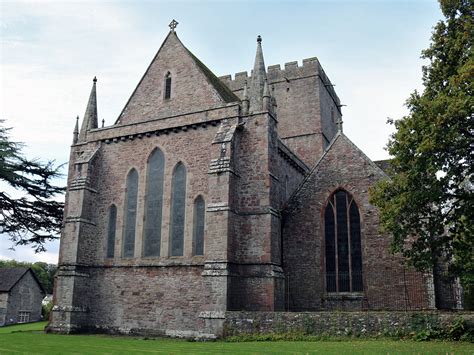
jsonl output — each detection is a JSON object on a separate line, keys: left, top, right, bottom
{"left": 283, "top": 132, "right": 388, "bottom": 213}
{"left": 116, "top": 31, "right": 239, "bottom": 125}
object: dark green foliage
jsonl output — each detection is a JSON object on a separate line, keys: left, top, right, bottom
{"left": 0, "top": 259, "right": 57, "bottom": 293}
{"left": 0, "top": 120, "right": 64, "bottom": 252}
{"left": 370, "top": 0, "right": 474, "bottom": 289}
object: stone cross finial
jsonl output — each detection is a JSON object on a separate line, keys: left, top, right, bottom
{"left": 169, "top": 19, "right": 178, "bottom": 31}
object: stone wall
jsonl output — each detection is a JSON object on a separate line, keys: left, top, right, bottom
{"left": 4, "top": 271, "right": 44, "bottom": 325}
{"left": 220, "top": 57, "right": 341, "bottom": 167}
{"left": 118, "top": 32, "right": 234, "bottom": 125}
{"left": 282, "top": 133, "right": 433, "bottom": 311}
{"left": 82, "top": 266, "right": 214, "bottom": 337}
{"left": 0, "top": 293, "right": 8, "bottom": 326}
{"left": 224, "top": 311, "right": 474, "bottom": 337}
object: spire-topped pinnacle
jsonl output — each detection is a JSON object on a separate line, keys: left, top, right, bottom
{"left": 249, "top": 35, "right": 267, "bottom": 113}
{"left": 73, "top": 115, "right": 79, "bottom": 144}
{"left": 78, "top": 76, "right": 98, "bottom": 142}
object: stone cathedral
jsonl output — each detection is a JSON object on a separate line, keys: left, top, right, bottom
{"left": 48, "top": 23, "right": 458, "bottom": 337}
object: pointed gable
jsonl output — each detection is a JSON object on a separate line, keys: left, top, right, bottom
{"left": 284, "top": 132, "right": 387, "bottom": 214}
{"left": 116, "top": 31, "right": 239, "bottom": 125}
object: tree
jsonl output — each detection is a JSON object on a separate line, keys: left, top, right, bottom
{"left": 370, "top": 0, "right": 473, "bottom": 290}
{"left": 0, "top": 120, "right": 65, "bottom": 252}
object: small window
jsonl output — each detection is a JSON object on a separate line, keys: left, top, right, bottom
{"left": 193, "top": 196, "right": 205, "bottom": 256}
{"left": 164, "top": 72, "right": 172, "bottom": 99}
{"left": 18, "top": 311, "right": 30, "bottom": 323}
{"left": 106, "top": 204, "right": 117, "bottom": 258}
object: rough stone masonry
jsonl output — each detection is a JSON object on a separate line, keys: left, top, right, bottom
{"left": 47, "top": 22, "right": 462, "bottom": 338}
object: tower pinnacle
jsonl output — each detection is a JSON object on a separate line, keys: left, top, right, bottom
{"left": 78, "top": 76, "right": 98, "bottom": 142}
{"left": 249, "top": 35, "right": 267, "bottom": 113}
{"left": 73, "top": 115, "right": 79, "bottom": 144}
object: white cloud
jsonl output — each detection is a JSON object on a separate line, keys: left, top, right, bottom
{"left": 0, "top": 239, "right": 59, "bottom": 264}
{"left": 0, "top": 1, "right": 441, "bottom": 264}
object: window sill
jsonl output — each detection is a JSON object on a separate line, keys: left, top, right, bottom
{"left": 324, "top": 293, "right": 364, "bottom": 300}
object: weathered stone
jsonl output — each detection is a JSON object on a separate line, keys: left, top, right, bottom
{"left": 49, "top": 26, "right": 462, "bottom": 339}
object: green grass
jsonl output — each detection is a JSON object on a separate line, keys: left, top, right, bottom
{"left": 0, "top": 322, "right": 472, "bottom": 354}
{"left": 0, "top": 321, "right": 48, "bottom": 334}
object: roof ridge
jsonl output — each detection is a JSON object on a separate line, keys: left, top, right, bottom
{"left": 181, "top": 42, "right": 240, "bottom": 103}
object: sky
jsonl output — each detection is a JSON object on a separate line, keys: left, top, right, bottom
{"left": 0, "top": 0, "right": 442, "bottom": 264}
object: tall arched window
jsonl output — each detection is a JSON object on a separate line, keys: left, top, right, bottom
{"left": 193, "top": 196, "right": 205, "bottom": 256}
{"left": 123, "top": 169, "right": 139, "bottom": 258}
{"left": 169, "top": 163, "right": 186, "bottom": 256}
{"left": 143, "top": 149, "right": 165, "bottom": 257}
{"left": 106, "top": 204, "right": 117, "bottom": 258}
{"left": 324, "top": 189, "right": 362, "bottom": 293}
{"left": 164, "top": 72, "right": 172, "bottom": 99}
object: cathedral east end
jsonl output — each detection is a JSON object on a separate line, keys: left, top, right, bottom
{"left": 48, "top": 22, "right": 461, "bottom": 337}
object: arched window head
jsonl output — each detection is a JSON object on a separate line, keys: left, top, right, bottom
{"left": 193, "top": 195, "right": 205, "bottom": 256}
{"left": 169, "top": 162, "right": 186, "bottom": 256}
{"left": 106, "top": 204, "right": 117, "bottom": 258}
{"left": 324, "top": 189, "right": 362, "bottom": 293}
{"left": 164, "top": 72, "right": 172, "bottom": 99}
{"left": 143, "top": 148, "right": 165, "bottom": 257}
{"left": 123, "top": 169, "right": 139, "bottom": 258}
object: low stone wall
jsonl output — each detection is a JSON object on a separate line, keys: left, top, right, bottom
{"left": 224, "top": 311, "right": 474, "bottom": 338}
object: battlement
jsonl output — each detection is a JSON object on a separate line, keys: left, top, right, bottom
{"left": 218, "top": 57, "right": 339, "bottom": 105}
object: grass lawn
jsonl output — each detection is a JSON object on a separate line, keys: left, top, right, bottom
{"left": 0, "top": 322, "right": 472, "bottom": 354}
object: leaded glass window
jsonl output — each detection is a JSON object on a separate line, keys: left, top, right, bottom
{"left": 325, "top": 190, "right": 363, "bottom": 292}
{"left": 164, "top": 72, "right": 172, "bottom": 99}
{"left": 170, "top": 163, "right": 186, "bottom": 256}
{"left": 123, "top": 169, "right": 138, "bottom": 258}
{"left": 193, "top": 196, "right": 205, "bottom": 256}
{"left": 143, "top": 149, "right": 165, "bottom": 257}
{"left": 106, "top": 204, "right": 117, "bottom": 258}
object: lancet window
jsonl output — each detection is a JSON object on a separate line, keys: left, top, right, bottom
{"left": 123, "top": 169, "right": 139, "bottom": 258}
{"left": 143, "top": 149, "right": 165, "bottom": 257}
{"left": 324, "top": 189, "right": 363, "bottom": 293}
{"left": 170, "top": 163, "right": 186, "bottom": 256}
{"left": 193, "top": 196, "right": 205, "bottom": 256}
{"left": 106, "top": 204, "right": 117, "bottom": 258}
{"left": 164, "top": 72, "right": 172, "bottom": 99}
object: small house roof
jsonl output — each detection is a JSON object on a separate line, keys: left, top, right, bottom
{"left": 0, "top": 267, "right": 46, "bottom": 294}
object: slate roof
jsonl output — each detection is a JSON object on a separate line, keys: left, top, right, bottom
{"left": 0, "top": 267, "right": 45, "bottom": 294}
{"left": 185, "top": 47, "right": 240, "bottom": 103}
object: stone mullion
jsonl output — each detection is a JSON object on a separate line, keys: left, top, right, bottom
{"left": 347, "top": 194, "right": 353, "bottom": 293}
{"left": 333, "top": 197, "right": 339, "bottom": 293}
